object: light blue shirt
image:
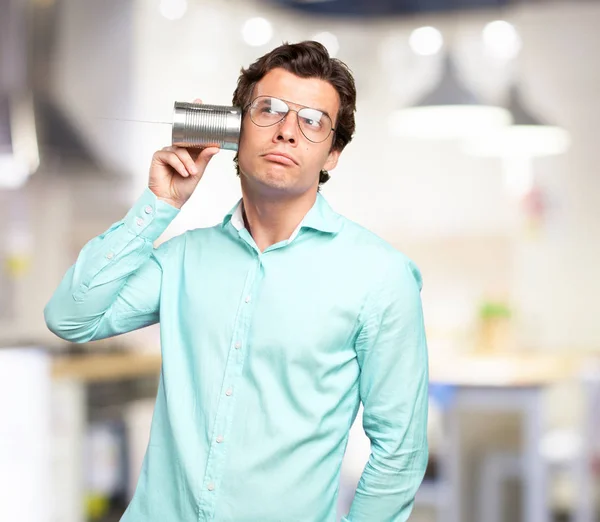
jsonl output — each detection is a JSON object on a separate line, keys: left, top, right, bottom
{"left": 45, "top": 188, "right": 429, "bottom": 522}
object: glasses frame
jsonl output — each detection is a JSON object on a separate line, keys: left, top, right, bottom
{"left": 245, "top": 95, "right": 336, "bottom": 144}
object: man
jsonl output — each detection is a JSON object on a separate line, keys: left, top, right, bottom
{"left": 45, "top": 41, "right": 429, "bottom": 522}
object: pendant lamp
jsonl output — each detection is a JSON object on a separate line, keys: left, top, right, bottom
{"left": 389, "top": 54, "right": 512, "bottom": 140}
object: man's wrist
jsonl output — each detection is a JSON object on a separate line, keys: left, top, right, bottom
{"left": 156, "top": 195, "right": 183, "bottom": 210}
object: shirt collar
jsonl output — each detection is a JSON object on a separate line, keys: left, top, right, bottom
{"left": 222, "top": 193, "right": 342, "bottom": 238}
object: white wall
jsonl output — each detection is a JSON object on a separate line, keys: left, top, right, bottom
{"left": 508, "top": 2, "right": 600, "bottom": 351}
{"left": 51, "top": 0, "right": 136, "bottom": 175}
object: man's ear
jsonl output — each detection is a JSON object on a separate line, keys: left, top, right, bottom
{"left": 324, "top": 148, "right": 340, "bottom": 172}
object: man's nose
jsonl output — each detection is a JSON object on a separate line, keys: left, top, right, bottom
{"left": 275, "top": 111, "right": 299, "bottom": 143}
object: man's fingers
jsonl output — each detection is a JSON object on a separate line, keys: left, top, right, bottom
{"left": 161, "top": 138, "right": 218, "bottom": 177}
{"left": 175, "top": 148, "right": 199, "bottom": 175}
{"left": 155, "top": 150, "right": 190, "bottom": 178}
{"left": 161, "top": 146, "right": 198, "bottom": 175}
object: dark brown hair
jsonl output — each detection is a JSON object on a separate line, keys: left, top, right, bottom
{"left": 232, "top": 40, "right": 357, "bottom": 185}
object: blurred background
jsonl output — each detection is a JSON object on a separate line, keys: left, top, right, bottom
{"left": 1, "top": 0, "right": 599, "bottom": 521}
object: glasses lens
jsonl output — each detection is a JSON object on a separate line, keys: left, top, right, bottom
{"left": 248, "top": 96, "right": 333, "bottom": 143}
{"left": 297, "top": 108, "right": 332, "bottom": 143}
{"left": 250, "top": 97, "right": 288, "bottom": 127}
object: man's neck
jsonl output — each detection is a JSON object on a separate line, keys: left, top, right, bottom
{"left": 240, "top": 186, "right": 318, "bottom": 252}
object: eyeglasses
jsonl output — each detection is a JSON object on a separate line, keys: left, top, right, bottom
{"left": 246, "top": 96, "right": 335, "bottom": 144}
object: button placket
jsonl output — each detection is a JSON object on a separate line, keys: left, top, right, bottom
{"left": 197, "top": 257, "right": 261, "bottom": 518}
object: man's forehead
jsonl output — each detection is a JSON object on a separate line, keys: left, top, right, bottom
{"left": 252, "top": 68, "right": 339, "bottom": 113}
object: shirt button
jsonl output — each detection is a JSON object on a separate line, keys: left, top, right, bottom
{"left": 225, "top": 388, "right": 233, "bottom": 396}
{"left": 136, "top": 217, "right": 144, "bottom": 227}
{"left": 207, "top": 483, "right": 215, "bottom": 491}
{"left": 245, "top": 295, "right": 251, "bottom": 303}
{"left": 216, "top": 435, "right": 224, "bottom": 443}
{"left": 144, "top": 205, "right": 153, "bottom": 214}
{"left": 106, "top": 252, "right": 114, "bottom": 260}
{"left": 234, "top": 342, "right": 242, "bottom": 350}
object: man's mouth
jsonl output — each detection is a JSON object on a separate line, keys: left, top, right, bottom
{"left": 262, "top": 152, "right": 297, "bottom": 166}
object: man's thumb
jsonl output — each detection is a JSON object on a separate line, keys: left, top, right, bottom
{"left": 195, "top": 147, "right": 220, "bottom": 169}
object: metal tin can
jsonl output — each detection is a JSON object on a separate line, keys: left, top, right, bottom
{"left": 172, "top": 102, "right": 241, "bottom": 151}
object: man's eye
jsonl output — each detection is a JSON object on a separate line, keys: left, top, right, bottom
{"left": 262, "top": 107, "right": 281, "bottom": 115}
{"left": 302, "top": 117, "right": 322, "bottom": 129}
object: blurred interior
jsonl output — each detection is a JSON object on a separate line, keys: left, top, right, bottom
{"left": 1, "top": 0, "right": 600, "bottom": 520}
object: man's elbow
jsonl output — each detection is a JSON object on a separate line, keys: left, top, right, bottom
{"left": 380, "top": 440, "right": 429, "bottom": 478}
{"left": 43, "top": 302, "right": 96, "bottom": 344}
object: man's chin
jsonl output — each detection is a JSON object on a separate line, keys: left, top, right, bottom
{"left": 244, "top": 174, "right": 312, "bottom": 200}
{"left": 240, "top": 167, "right": 317, "bottom": 197}
{"left": 248, "top": 169, "right": 290, "bottom": 188}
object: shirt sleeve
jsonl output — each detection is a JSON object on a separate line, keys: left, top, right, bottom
{"left": 343, "top": 257, "right": 429, "bottom": 522}
{"left": 44, "top": 188, "right": 179, "bottom": 343}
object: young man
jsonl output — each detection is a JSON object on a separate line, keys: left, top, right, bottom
{"left": 45, "top": 41, "right": 429, "bottom": 522}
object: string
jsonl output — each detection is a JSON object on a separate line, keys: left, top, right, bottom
{"left": 95, "top": 117, "right": 171, "bottom": 125}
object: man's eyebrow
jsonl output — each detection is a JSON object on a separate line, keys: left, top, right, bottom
{"left": 315, "top": 108, "right": 333, "bottom": 120}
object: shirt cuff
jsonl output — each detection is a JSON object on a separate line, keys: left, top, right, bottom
{"left": 124, "top": 188, "right": 180, "bottom": 241}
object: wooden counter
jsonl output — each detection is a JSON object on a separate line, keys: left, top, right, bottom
{"left": 51, "top": 352, "right": 161, "bottom": 382}
{"left": 429, "top": 352, "right": 594, "bottom": 387}
{"left": 51, "top": 350, "right": 598, "bottom": 386}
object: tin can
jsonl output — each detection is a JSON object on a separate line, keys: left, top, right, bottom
{"left": 172, "top": 102, "right": 241, "bottom": 151}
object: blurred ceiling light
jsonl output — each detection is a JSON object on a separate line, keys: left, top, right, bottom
{"left": 0, "top": 93, "right": 39, "bottom": 189}
{"left": 311, "top": 31, "right": 339, "bottom": 57}
{"left": 389, "top": 55, "right": 512, "bottom": 140}
{"left": 482, "top": 20, "right": 521, "bottom": 60}
{"left": 465, "top": 85, "right": 570, "bottom": 198}
{"left": 159, "top": 0, "right": 187, "bottom": 21}
{"left": 465, "top": 85, "right": 570, "bottom": 158}
{"left": 0, "top": 155, "right": 30, "bottom": 189}
{"left": 242, "top": 17, "right": 273, "bottom": 47}
{"left": 409, "top": 26, "right": 443, "bottom": 57}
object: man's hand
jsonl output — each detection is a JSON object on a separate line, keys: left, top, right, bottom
{"left": 148, "top": 98, "right": 220, "bottom": 209}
